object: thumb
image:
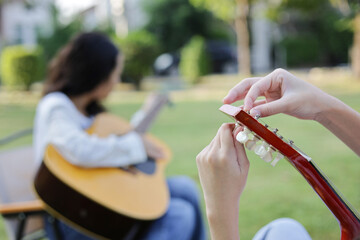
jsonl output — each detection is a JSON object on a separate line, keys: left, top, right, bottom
{"left": 233, "top": 139, "right": 250, "bottom": 174}
{"left": 250, "top": 99, "right": 288, "bottom": 118}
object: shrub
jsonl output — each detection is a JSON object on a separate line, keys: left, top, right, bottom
{"left": 115, "top": 31, "right": 159, "bottom": 90}
{"left": 0, "top": 45, "right": 45, "bottom": 90}
{"left": 180, "top": 36, "right": 210, "bottom": 85}
{"left": 280, "top": 34, "right": 320, "bottom": 67}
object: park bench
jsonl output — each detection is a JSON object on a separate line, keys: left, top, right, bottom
{"left": 0, "top": 129, "right": 61, "bottom": 240}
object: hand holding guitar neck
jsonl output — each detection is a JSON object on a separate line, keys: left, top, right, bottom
{"left": 196, "top": 123, "right": 249, "bottom": 240}
{"left": 223, "top": 68, "right": 360, "bottom": 156}
{"left": 220, "top": 104, "right": 360, "bottom": 240}
{"left": 223, "top": 68, "right": 332, "bottom": 120}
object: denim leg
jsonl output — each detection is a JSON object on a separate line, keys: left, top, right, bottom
{"left": 167, "top": 176, "right": 207, "bottom": 240}
{"left": 44, "top": 214, "right": 95, "bottom": 240}
{"left": 252, "top": 218, "right": 312, "bottom": 240}
{"left": 140, "top": 198, "right": 196, "bottom": 240}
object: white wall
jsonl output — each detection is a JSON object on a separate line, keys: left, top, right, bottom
{"left": 124, "top": 0, "right": 147, "bottom": 32}
{"left": 1, "top": 0, "right": 52, "bottom": 47}
{"left": 251, "top": 1, "right": 273, "bottom": 73}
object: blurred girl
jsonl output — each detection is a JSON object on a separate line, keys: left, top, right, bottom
{"left": 33, "top": 32, "right": 206, "bottom": 240}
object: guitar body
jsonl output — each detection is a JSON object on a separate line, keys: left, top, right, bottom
{"left": 34, "top": 113, "right": 171, "bottom": 240}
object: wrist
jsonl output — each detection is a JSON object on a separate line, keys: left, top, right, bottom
{"left": 206, "top": 205, "right": 240, "bottom": 240}
{"left": 204, "top": 194, "right": 241, "bottom": 215}
{"left": 314, "top": 94, "right": 343, "bottom": 126}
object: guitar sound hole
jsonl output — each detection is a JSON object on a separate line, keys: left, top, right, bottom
{"left": 118, "top": 157, "right": 156, "bottom": 175}
{"left": 134, "top": 157, "right": 156, "bottom": 175}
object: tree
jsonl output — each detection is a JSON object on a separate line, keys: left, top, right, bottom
{"left": 190, "top": 0, "right": 251, "bottom": 75}
{"left": 143, "top": 0, "right": 233, "bottom": 53}
{"left": 330, "top": 0, "right": 360, "bottom": 78}
{"left": 115, "top": 31, "right": 160, "bottom": 90}
{"left": 267, "top": 0, "right": 352, "bottom": 68}
{"left": 37, "top": 4, "right": 83, "bottom": 62}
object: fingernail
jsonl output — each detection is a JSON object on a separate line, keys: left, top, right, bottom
{"left": 250, "top": 108, "right": 261, "bottom": 117}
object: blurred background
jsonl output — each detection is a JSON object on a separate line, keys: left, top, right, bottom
{"left": 0, "top": 0, "right": 360, "bottom": 239}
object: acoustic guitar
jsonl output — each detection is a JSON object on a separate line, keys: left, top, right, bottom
{"left": 220, "top": 104, "right": 360, "bottom": 240}
{"left": 34, "top": 94, "right": 171, "bottom": 240}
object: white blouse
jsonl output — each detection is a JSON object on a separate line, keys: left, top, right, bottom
{"left": 33, "top": 92, "right": 147, "bottom": 168}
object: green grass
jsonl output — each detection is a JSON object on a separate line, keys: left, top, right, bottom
{"left": 1, "top": 93, "right": 360, "bottom": 239}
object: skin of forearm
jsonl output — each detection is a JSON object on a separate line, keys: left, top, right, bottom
{"left": 206, "top": 205, "right": 240, "bottom": 240}
{"left": 316, "top": 94, "right": 360, "bottom": 157}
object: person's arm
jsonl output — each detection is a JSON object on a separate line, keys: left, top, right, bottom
{"left": 196, "top": 124, "right": 249, "bottom": 240}
{"left": 315, "top": 96, "right": 360, "bottom": 156}
{"left": 223, "top": 68, "right": 360, "bottom": 156}
{"left": 47, "top": 106, "right": 162, "bottom": 167}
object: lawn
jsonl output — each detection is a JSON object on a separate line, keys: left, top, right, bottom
{"left": 0, "top": 91, "right": 359, "bottom": 239}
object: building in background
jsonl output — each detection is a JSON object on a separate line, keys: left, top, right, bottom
{"left": 0, "top": 0, "right": 52, "bottom": 47}
{"left": 0, "top": 0, "right": 278, "bottom": 74}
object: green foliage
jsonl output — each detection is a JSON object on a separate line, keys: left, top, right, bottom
{"left": 115, "top": 31, "right": 159, "bottom": 90}
{"left": 37, "top": 4, "right": 83, "bottom": 62}
{"left": 179, "top": 36, "right": 210, "bottom": 85}
{"left": 330, "top": 0, "right": 360, "bottom": 17}
{"left": 0, "top": 45, "right": 44, "bottom": 90}
{"left": 280, "top": 34, "right": 320, "bottom": 67}
{"left": 143, "top": 0, "right": 233, "bottom": 53}
{"left": 190, "top": 0, "right": 235, "bottom": 22}
{"left": 271, "top": 1, "right": 353, "bottom": 67}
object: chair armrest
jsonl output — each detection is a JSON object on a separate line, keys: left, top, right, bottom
{"left": 0, "top": 200, "right": 44, "bottom": 215}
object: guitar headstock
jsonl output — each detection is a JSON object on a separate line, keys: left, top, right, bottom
{"left": 219, "top": 104, "right": 311, "bottom": 167}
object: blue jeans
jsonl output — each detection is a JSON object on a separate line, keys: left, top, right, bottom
{"left": 252, "top": 218, "right": 312, "bottom": 240}
{"left": 45, "top": 176, "right": 206, "bottom": 240}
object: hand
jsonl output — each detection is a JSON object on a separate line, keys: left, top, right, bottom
{"left": 223, "top": 68, "right": 335, "bottom": 121}
{"left": 142, "top": 93, "right": 168, "bottom": 113}
{"left": 196, "top": 123, "right": 249, "bottom": 240}
{"left": 196, "top": 123, "right": 249, "bottom": 214}
{"left": 142, "top": 137, "right": 165, "bottom": 160}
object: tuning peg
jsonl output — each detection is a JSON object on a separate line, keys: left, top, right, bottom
{"left": 244, "top": 136, "right": 259, "bottom": 151}
{"left": 254, "top": 141, "right": 269, "bottom": 157}
{"left": 261, "top": 148, "right": 275, "bottom": 163}
{"left": 271, "top": 152, "right": 284, "bottom": 167}
{"left": 236, "top": 127, "right": 251, "bottom": 144}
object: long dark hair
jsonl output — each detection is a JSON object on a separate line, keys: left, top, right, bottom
{"left": 43, "top": 32, "right": 120, "bottom": 115}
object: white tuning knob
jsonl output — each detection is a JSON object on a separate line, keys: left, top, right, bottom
{"left": 271, "top": 153, "right": 284, "bottom": 167}
{"left": 236, "top": 127, "right": 251, "bottom": 144}
{"left": 254, "top": 141, "right": 269, "bottom": 157}
{"left": 245, "top": 137, "right": 258, "bottom": 151}
{"left": 261, "top": 148, "right": 275, "bottom": 163}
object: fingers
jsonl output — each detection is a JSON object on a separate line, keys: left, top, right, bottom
{"left": 233, "top": 136, "right": 249, "bottom": 168}
{"left": 243, "top": 73, "right": 277, "bottom": 111}
{"left": 251, "top": 99, "right": 289, "bottom": 118}
{"left": 218, "top": 123, "right": 235, "bottom": 151}
{"left": 143, "top": 138, "right": 165, "bottom": 159}
{"left": 223, "top": 77, "right": 261, "bottom": 104}
{"left": 238, "top": 99, "right": 267, "bottom": 110}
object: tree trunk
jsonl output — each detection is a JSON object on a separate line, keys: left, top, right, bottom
{"left": 353, "top": 12, "right": 360, "bottom": 79}
{"left": 235, "top": 0, "right": 251, "bottom": 75}
{"left": 0, "top": 3, "right": 3, "bottom": 48}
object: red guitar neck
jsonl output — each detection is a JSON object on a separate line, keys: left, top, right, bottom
{"left": 295, "top": 158, "right": 360, "bottom": 240}
{"left": 220, "top": 105, "right": 360, "bottom": 240}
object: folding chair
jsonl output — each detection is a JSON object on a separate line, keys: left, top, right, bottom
{"left": 0, "top": 129, "right": 61, "bottom": 240}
